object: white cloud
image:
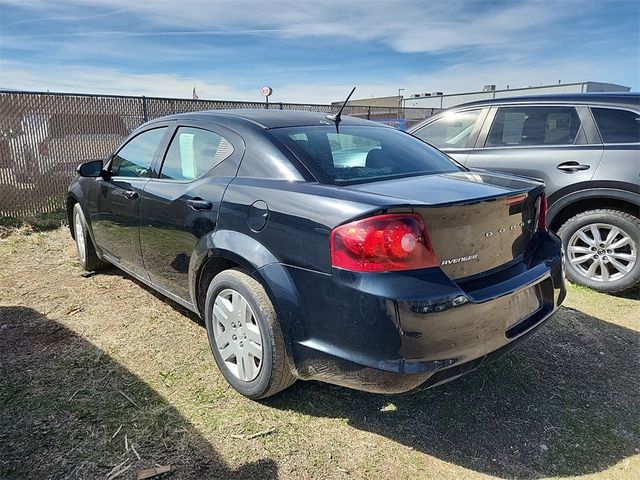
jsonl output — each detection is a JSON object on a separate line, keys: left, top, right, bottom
{"left": 0, "top": 60, "right": 255, "bottom": 100}
{"left": 0, "top": 0, "right": 637, "bottom": 103}
{"left": 278, "top": 56, "right": 640, "bottom": 103}
{"left": 0, "top": 0, "right": 610, "bottom": 53}
{"left": 2, "top": 55, "right": 636, "bottom": 104}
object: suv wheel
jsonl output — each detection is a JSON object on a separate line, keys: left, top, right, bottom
{"left": 72, "top": 203, "right": 107, "bottom": 272}
{"left": 204, "top": 269, "right": 296, "bottom": 399}
{"left": 558, "top": 209, "right": 640, "bottom": 293}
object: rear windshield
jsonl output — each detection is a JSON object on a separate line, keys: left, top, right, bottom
{"left": 271, "top": 125, "right": 462, "bottom": 184}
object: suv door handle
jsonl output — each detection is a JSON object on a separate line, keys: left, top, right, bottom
{"left": 187, "top": 199, "right": 213, "bottom": 211}
{"left": 557, "top": 161, "right": 590, "bottom": 172}
{"left": 122, "top": 190, "right": 139, "bottom": 199}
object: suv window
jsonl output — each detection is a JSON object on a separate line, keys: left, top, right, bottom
{"left": 413, "top": 110, "right": 482, "bottom": 148}
{"left": 486, "top": 107, "right": 581, "bottom": 147}
{"left": 591, "top": 108, "right": 640, "bottom": 144}
{"left": 111, "top": 127, "right": 167, "bottom": 178}
{"left": 160, "top": 127, "right": 234, "bottom": 181}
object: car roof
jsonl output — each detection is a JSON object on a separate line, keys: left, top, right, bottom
{"left": 451, "top": 92, "right": 640, "bottom": 110}
{"left": 152, "top": 109, "right": 381, "bottom": 129}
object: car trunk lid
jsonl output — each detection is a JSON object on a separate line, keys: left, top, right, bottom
{"left": 343, "top": 171, "right": 544, "bottom": 279}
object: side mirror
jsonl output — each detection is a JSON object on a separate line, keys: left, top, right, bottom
{"left": 77, "top": 160, "right": 104, "bottom": 178}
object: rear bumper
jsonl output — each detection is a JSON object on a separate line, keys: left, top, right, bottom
{"left": 261, "top": 231, "right": 566, "bottom": 394}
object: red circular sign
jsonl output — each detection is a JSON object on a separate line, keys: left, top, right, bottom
{"left": 261, "top": 86, "right": 273, "bottom": 97}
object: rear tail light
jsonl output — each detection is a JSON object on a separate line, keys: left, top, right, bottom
{"left": 535, "top": 193, "right": 548, "bottom": 231}
{"left": 330, "top": 213, "right": 439, "bottom": 272}
{"left": 504, "top": 193, "right": 527, "bottom": 206}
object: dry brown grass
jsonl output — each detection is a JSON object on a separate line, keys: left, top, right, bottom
{"left": 1, "top": 227, "right": 638, "bottom": 479}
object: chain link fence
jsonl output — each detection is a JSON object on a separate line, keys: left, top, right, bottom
{"left": 0, "top": 90, "right": 439, "bottom": 219}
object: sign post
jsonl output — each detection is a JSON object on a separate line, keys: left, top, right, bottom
{"left": 261, "top": 86, "right": 272, "bottom": 109}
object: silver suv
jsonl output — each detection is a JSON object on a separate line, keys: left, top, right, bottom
{"left": 411, "top": 93, "right": 640, "bottom": 293}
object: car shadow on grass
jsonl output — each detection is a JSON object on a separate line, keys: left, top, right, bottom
{"left": 98, "top": 265, "right": 203, "bottom": 323}
{"left": 0, "top": 306, "right": 277, "bottom": 480}
{"left": 612, "top": 287, "right": 640, "bottom": 301}
{"left": 266, "top": 307, "right": 640, "bottom": 479}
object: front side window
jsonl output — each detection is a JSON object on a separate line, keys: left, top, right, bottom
{"left": 592, "top": 108, "right": 640, "bottom": 143}
{"left": 486, "top": 106, "right": 581, "bottom": 147}
{"left": 159, "top": 127, "right": 234, "bottom": 181}
{"left": 111, "top": 127, "right": 167, "bottom": 178}
{"left": 413, "top": 110, "right": 482, "bottom": 148}
{"left": 271, "top": 125, "right": 462, "bottom": 184}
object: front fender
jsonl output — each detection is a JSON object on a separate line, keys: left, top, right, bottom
{"left": 66, "top": 179, "right": 100, "bottom": 250}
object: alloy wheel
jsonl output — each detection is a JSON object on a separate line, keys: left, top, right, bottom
{"left": 212, "top": 288, "right": 263, "bottom": 381}
{"left": 74, "top": 213, "right": 86, "bottom": 264}
{"left": 567, "top": 223, "right": 637, "bottom": 282}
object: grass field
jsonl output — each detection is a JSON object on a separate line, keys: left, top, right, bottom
{"left": 1, "top": 227, "right": 638, "bottom": 479}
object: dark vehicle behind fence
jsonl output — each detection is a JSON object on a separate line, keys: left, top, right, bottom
{"left": 411, "top": 93, "right": 640, "bottom": 293}
{"left": 68, "top": 110, "right": 565, "bottom": 399}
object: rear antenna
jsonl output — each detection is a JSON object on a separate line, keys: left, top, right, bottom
{"left": 326, "top": 86, "right": 356, "bottom": 133}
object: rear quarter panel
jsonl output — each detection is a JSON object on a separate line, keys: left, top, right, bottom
{"left": 590, "top": 143, "right": 640, "bottom": 187}
{"left": 216, "top": 178, "right": 398, "bottom": 273}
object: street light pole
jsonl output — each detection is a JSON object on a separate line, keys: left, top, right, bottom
{"left": 397, "top": 88, "right": 405, "bottom": 119}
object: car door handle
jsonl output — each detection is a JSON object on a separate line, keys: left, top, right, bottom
{"left": 557, "top": 161, "right": 590, "bottom": 172}
{"left": 187, "top": 199, "right": 213, "bottom": 211}
{"left": 122, "top": 190, "right": 139, "bottom": 199}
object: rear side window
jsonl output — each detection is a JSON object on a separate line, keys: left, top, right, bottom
{"left": 591, "top": 108, "right": 640, "bottom": 143}
{"left": 111, "top": 127, "right": 167, "bottom": 178}
{"left": 413, "top": 110, "right": 482, "bottom": 148}
{"left": 486, "top": 107, "right": 581, "bottom": 147}
{"left": 159, "top": 127, "right": 234, "bottom": 181}
{"left": 271, "top": 125, "right": 461, "bottom": 184}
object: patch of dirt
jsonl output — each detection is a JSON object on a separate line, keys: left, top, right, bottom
{"left": 1, "top": 228, "right": 639, "bottom": 479}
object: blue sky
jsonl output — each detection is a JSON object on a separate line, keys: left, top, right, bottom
{"left": 0, "top": 0, "right": 638, "bottom": 103}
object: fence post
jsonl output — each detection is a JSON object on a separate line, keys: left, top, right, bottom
{"left": 367, "top": 106, "right": 371, "bottom": 120}
{"left": 141, "top": 95, "right": 149, "bottom": 122}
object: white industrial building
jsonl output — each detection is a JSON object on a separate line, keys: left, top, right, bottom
{"left": 402, "top": 81, "right": 631, "bottom": 109}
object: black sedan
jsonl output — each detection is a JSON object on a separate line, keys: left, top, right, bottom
{"left": 67, "top": 110, "right": 566, "bottom": 399}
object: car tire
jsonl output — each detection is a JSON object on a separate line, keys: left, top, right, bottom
{"left": 204, "top": 268, "right": 296, "bottom": 399}
{"left": 558, "top": 209, "right": 640, "bottom": 293}
{"left": 72, "top": 203, "right": 107, "bottom": 272}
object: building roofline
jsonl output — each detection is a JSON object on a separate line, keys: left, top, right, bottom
{"left": 446, "top": 92, "right": 640, "bottom": 109}
{"left": 403, "top": 81, "right": 630, "bottom": 101}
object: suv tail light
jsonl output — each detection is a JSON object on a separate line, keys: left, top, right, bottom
{"left": 330, "top": 213, "right": 439, "bottom": 272}
{"left": 535, "top": 193, "right": 548, "bottom": 231}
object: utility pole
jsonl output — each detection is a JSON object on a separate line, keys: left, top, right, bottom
{"left": 397, "top": 88, "right": 405, "bottom": 119}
